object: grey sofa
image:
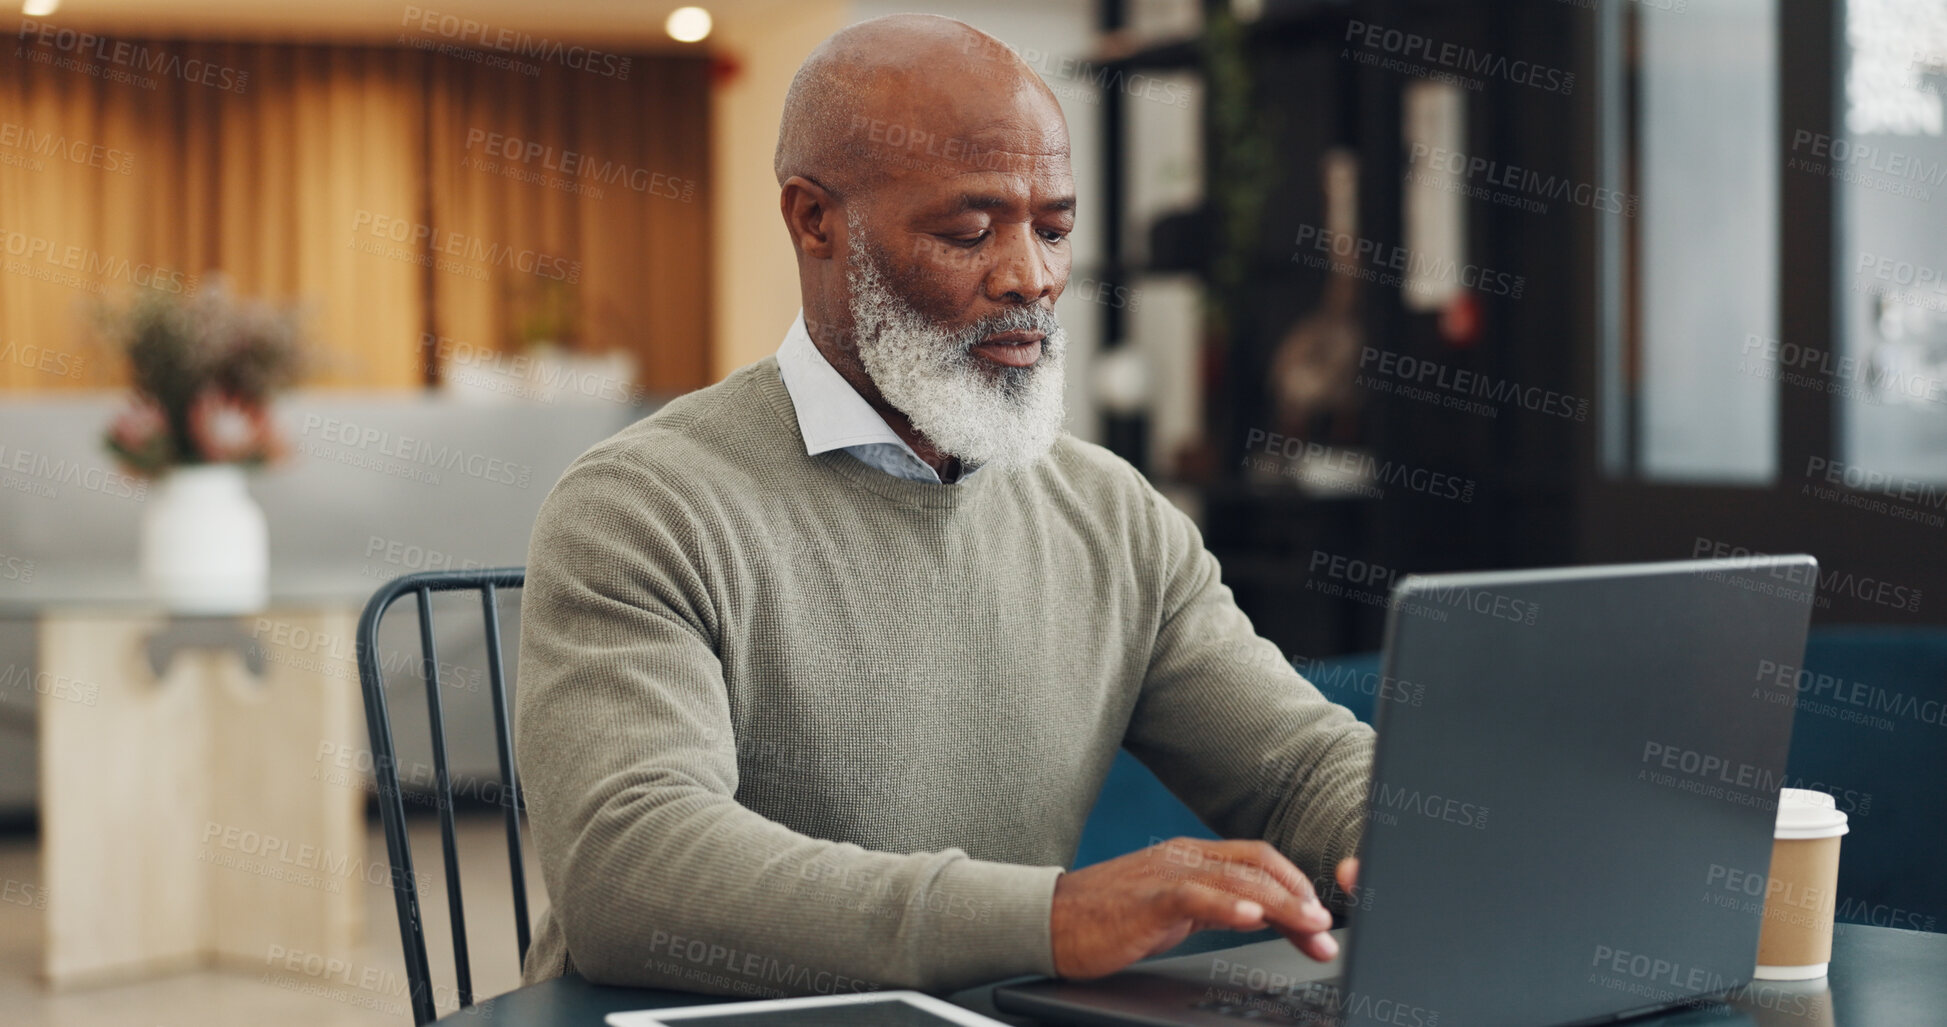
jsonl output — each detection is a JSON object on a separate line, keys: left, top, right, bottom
{"left": 0, "top": 389, "right": 656, "bottom": 816}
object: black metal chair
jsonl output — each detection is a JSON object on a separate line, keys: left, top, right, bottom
{"left": 355, "top": 568, "right": 529, "bottom": 1025}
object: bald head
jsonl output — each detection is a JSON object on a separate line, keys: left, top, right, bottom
{"left": 773, "top": 14, "right": 1077, "bottom": 475}
{"left": 774, "top": 14, "right": 1066, "bottom": 199}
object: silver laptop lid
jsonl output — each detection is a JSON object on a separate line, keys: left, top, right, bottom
{"left": 1339, "top": 556, "right": 1818, "bottom": 1026}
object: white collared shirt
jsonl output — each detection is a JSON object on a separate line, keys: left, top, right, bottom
{"left": 775, "top": 311, "right": 977, "bottom": 485}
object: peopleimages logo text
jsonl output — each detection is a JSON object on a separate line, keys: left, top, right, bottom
{"left": 1372, "top": 782, "right": 1490, "bottom": 829}
{"left": 1641, "top": 742, "right": 1774, "bottom": 790}
{"left": 462, "top": 129, "right": 694, "bottom": 201}
{"left": 1359, "top": 346, "right": 1588, "bottom": 420}
{"left": 1407, "top": 142, "right": 1634, "bottom": 216}
{"left": 14, "top": 21, "right": 249, "bottom": 92}
{"left": 299, "top": 415, "right": 533, "bottom": 488}
{"left": 1344, "top": 19, "right": 1574, "bottom": 94}
{"left": 1293, "top": 224, "right": 1525, "bottom": 299}
{"left": 1307, "top": 549, "right": 1540, "bottom": 625}
{"left": 349, "top": 210, "right": 580, "bottom": 284}
{"left": 399, "top": 6, "right": 631, "bottom": 79}
{"left": 0, "top": 121, "right": 135, "bottom": 174}
{"left": 1692, "top": 538, "right": 1922, "bottom": 613}
{"left": 1246, "top": 430, "right": 1477, "bottom": 502}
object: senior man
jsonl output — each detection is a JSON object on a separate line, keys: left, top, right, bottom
{"left": 517, "top": 13, "right": 1373, "bottom": 998}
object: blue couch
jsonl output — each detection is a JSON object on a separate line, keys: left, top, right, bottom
{"left": 1072, "top": 652, "right": 1383, "bottom": 869}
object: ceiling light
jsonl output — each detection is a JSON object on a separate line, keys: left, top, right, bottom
{"left": 22, "top": 0, "right": 61, "bottom": 17}
{"left": 666, "top": 6, "right": 712, "bottom": 44}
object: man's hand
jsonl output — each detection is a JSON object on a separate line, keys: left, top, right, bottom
{"left": 1049, "top": 839, "right": 1362, "bottom": 979}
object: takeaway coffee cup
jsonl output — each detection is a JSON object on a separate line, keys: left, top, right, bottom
{"left": 1754, "top": 788, "right": 1848, "bottom": 980}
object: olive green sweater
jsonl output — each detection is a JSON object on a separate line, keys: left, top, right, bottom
{"left": 515, "top": 357, "right": 1374, "bottom": 997}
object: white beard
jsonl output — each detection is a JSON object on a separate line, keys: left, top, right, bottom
{"left": 844, "top": 214, "right": 1067, "bottom": 472}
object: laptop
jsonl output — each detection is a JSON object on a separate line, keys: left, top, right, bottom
{"left": 994, "top": 556, "right": 1819, "bottom": 1027}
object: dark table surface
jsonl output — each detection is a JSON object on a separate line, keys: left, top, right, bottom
{"left": 432, "top": 923, "right": 1943, "bottom": 1026}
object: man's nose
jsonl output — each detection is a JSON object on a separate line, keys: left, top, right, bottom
{"left": 985, "top": 224, "right": 1054, "bottom": 304}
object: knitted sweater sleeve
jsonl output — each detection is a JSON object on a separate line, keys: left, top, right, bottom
{"left": 1121, "top": 472, "right": 1376, "bottom": 904}
{"left": 515, "top": 452, "right": 1063, "bottom": 995}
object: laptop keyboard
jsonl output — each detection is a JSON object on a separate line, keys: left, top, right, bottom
{"left": 1188, "top": 978, "right": 1343, "bottom": 1023}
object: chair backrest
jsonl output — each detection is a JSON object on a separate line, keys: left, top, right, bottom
{"left": 356, "top": 568, "right": 528, "bottom": 1025}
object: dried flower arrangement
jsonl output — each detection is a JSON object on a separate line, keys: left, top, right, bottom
{"left": 98, "top": 277, "right": 304, "bottom": 476}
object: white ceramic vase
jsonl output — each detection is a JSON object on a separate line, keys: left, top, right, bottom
{"left": 139, "top": 463, "right": 268, "bottom": 614}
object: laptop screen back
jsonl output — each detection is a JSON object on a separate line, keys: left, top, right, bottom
{"left": 1340, "top": 557, "right": 1817, "bottom": 1027}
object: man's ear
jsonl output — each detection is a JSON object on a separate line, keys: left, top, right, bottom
{"left": 780, "top": 176, "right": 841, "bottom": 260}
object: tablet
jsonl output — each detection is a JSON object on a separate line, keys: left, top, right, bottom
{"left": 604, "top": 990, "right": 1011, "bottom": 1027}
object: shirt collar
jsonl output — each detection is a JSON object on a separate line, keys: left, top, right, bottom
{"left": 775, "top": 311, "right": 913, "bottom": 457}
{"left": 775, "top": 311, "right": 984, "bottom": 485}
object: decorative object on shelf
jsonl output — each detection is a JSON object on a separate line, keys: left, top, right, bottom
{"left": 1270, "top": 148, "right": 1366, "bottom": 449}
{"left": 98, "top": 275, "right": 303, "bottom": 614}
{"left": 445, "top": 277, "right": 639, "bottom": 404}
{"left": 1094, "top": 346, "right": 1152, "bottom": 417}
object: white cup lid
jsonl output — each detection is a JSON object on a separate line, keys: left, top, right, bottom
{"left": 1775, "top": 787, "right": 1849, "bottom": 839}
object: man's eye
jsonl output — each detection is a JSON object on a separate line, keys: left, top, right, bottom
{"left": 1039, "top": 228, "right": 1069, "bottom": 244}
{"left": 946, "top": 231, "right": 988, "bottom": 247}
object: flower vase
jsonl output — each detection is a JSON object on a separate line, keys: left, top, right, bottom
{"left": 139, "top": 464, "right": 269, "bottom": 614}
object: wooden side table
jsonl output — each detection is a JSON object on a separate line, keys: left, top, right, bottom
{"left": 37, "top": 603, "right": 366, "bottom": 988}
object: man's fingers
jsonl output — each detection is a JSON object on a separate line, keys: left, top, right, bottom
{"left": 1183, "top": 841, "right": 1330, "bottom": 933}
{"left": 1150, "top": 839, "right": 1332, "bottom": 933}
{"left": 1194, "top": 839, "right": 1329, "bottom": 931}
{"left": 1165, "top": 881, "right": 1268, "bottom": 931}
{"left": 1273, "top": 921, "right": 1341, "bottom": 962}
{"left": 1336, "top": 857, "right": 1359, "bottom": 894}
{"left": 1204, "top": 839, "right": 1318, "bottom": 904}
{"left": 1188, "top": 867, "right": 1331, "bottom": 935}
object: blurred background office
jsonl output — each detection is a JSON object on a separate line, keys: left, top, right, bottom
{"left": 1, "top": 1, "right": 1943, "bottom": 1024}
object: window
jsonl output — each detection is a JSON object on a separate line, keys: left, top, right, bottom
{"left": 1606, "top": 0, "right": 1780, "bottom": 483}
{"left": 1836, "top": 0, "right": 1947, "bottom": 482}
